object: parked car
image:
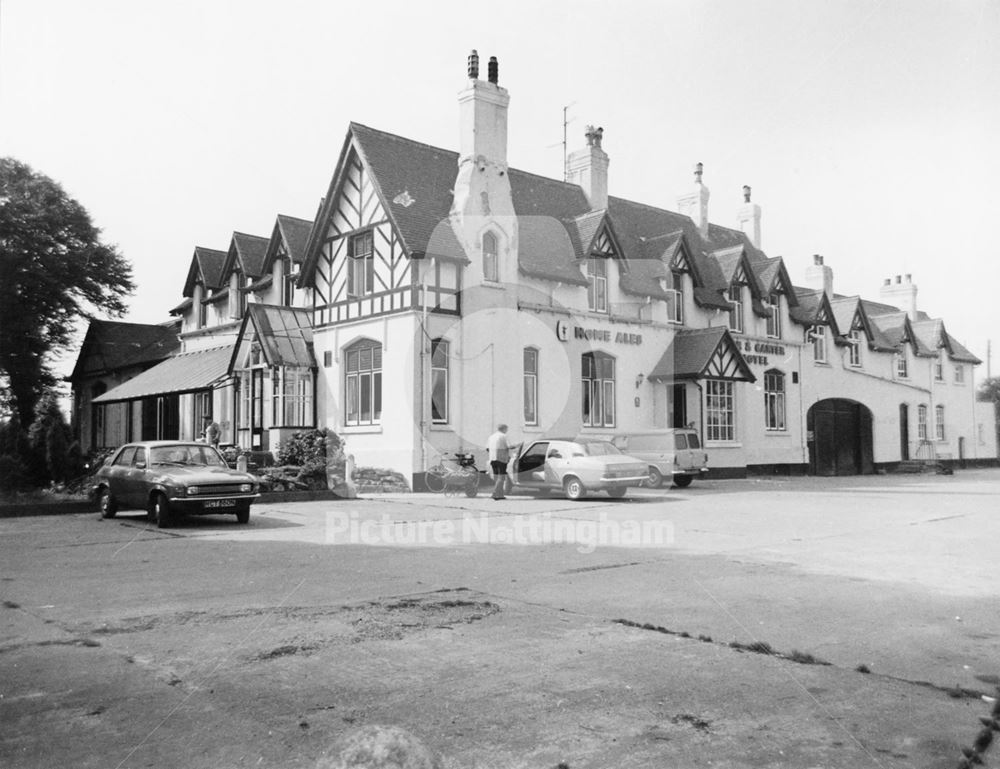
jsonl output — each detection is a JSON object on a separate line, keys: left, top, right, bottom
{"left": 94, "top": 441, "right": 260, "bottom": 527}
{"left": 611, "top": 428, "right": 708, "bottom": 488}
{"left": 505, "top": 437, "right": 648, "bottom": 500}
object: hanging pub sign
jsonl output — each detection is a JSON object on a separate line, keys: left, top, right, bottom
{"left": 555, "top": 320, "right": 642, "bottom": 345}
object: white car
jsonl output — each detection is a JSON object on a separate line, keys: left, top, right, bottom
{"left": 505, "top": 437, "right": 648, "bottom": 500}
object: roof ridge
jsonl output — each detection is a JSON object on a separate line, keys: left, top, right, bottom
{"left": 350, "top": 122, "right": 459, "bottom": 159}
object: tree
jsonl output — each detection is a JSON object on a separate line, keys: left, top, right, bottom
{"left": 978, "top": 376, "right": 1000, "bottom": 453}
{"left": 0, "top": 158, "right": 134, "bottom": 427}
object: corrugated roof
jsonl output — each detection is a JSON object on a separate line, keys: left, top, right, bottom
{"left": 93, "top": 346, "right": 233, "bottom": 403}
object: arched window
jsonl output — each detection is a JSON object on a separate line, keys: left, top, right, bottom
{"left": 345, "top": 339, "right": 382, "bottom": 426}
{"left": 763, "top": 369, "right": 785, "bottom": 431}
{"left": 917, "top": 404, "right": 928, "bottom": 440}
{"left": 483, "top": 232, "right": 498, "bottom": 282}
{"left": 582, "top": 352, "right": 615, "bottom": 427}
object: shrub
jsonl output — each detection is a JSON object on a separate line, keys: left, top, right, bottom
{"left": 276, "top": 429, "right": 343, "bottom": 468}
{"left": 0, "top": 454, "right": 25, "bottom": 493}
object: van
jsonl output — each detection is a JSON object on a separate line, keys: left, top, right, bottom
{"left": 611, "top": 428, "right": 708, "bottom": 488}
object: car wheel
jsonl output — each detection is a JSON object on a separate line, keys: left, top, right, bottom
{"left": 153, "top": 493, "right": 172, "bottom": 528}
{"left": 98, "top": 488, "right": 117, "bottom": 519}
{"left": 673, "top": 475, "right": 694, "bottom": 488}
{"left": 563, "top": 477, "right": 586, "bottom": 501}
{"left": 607, "top": 486, "right": 627, "bottom": 499}
{"left": 236, "top": 507, "right": 250, "bottom": 524}
{"left": 646, "top": 466, "right": 664, "bottom": 489}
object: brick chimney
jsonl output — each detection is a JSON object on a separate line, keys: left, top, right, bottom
{"left": 565, "top": 126, "right": 609, "bottom": 211}
{"left": 805, "top": 254, "right": 833, "bottom": 297}
{"left": 880, "top": 274, "right": 918, "bottom": 319}
{"left": 677, "top": 163, "right": 710, "bottom": 238}
{"left": 737, "top": 185, "right": 761, "bottom": 248}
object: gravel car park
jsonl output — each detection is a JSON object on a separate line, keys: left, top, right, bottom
{"left": 93, "top": 441, "right": 260, "bottom": 527}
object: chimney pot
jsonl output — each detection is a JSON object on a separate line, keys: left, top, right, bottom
{"left": 883, "top": 278, "right": 891, "bottom": 286}
{"left": 895, "top": 275, "right": 902, "bottom": 284}
{"left": 813, "top": 254, "right": 823, "bottom": 265}
{"left": 743, "top": 185, "right": 751, "bottom": 203}
{"left": 694, "top": 162, "right": 704, "bottom": 183}
{"left": 467, "top": 50, "right": 479, "bottom": 79}
{"left": 905, "top": 273, "right": 912, "bottom": 282}
{"left": 487, "top": 56, "right": 498, "bottom": 84}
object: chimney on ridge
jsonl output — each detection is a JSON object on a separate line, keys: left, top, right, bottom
{"left": 880, "top": 273, "right": 918, "bottom": 320}
{"left": 737, "top": 185, "right": 762, "bottom": 248}
{"left": 804, "top": 254, "right": 834, "bottom": 297}
{"left": 565, "top": 126, "right": 609, "bottom": 211}
{"left": 677, "top": 163, "right": 710, "bottom": 238}
{"left": 458, "top": 49, "right": 509, "bottom": 166}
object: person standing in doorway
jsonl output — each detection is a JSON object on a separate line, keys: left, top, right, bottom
{"left": 487, "top": 423, "right": 510, "bottom": 500}
{"left": 202, "top": 415, "right": 221, "bottom": 448}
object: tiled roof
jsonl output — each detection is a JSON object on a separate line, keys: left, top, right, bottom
{"left": 68, "top": 320, "right": 180, "bottom": 381}
{"left": 92, "top": 346, "right": 233, "bottom": 403}
{"left": 790, "top": 288, "right": 825, "bottom": 326}
{"left": 183, "top": 247, "right": 228, "bottom": 297}
{"left": 648, "top": 326, "right": 755, "bottom": 382}
{"left": 945, "top": 333, "right": 981, "bottom": 363}
{"left": 231, "top": 232, "right": 270, "bottom": 279}
{"left": 276, "top": 215, "right": 313, "bottom": 265}
{"left": 169, "top": 297, "right": 192, "bottom": 316}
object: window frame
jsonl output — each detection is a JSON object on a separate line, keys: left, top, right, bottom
{"left": 848, "top": 329, "right": 863, "bottom": 367}
{"left": 666, "top": 270, "right": 684, "bottom": 324}
{"left": 523, "top": 347, "right": 538, "bottom": 426}
{"left": 763, "top": 369, "right": 786, "bottom": 431}
{"left": 896, "top": 349, "right": 909, "bottom": 379}
{"left": 705, "top": 379, "right": 736, "bottom": 442}
{"left": 581, "top": 351, "right": 616, "bottom": 428}
{"left": 917, "top": 404, "right": 928, "bottom": 440}
{"left": 727, "top": 282, "right": 744, "bottom": 333}
{"left": 430, "top": 338, "right": 449, "bottom": 424}
{"left": 954, "top": 364, "right": 965, "bottom": 384}
{"left": 935, "top": 404, "right": 945, "bottom": 441}
{"left": 810, "top": 324, "right": 827, "bottom": 363}
{"left": 482, "top": 231, "right": 499, "bottom": 283}
{"left": 272, "top": 366, "right": 314, "bottom": 428}
{"left": 347, "top": 230, "right": 375, "bottom": 298}
{"left": 766, "top": 293, "right": 781, "bottom": 339}
{"left": 344, "top": 340, "right": 382, "bottom": 426}
{"left": 586, "top": 257, "right": 608, "bottom": 314}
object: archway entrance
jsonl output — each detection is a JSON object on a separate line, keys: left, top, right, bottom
{"left": 807, "top": 399, "right": 874, "bottom": 476}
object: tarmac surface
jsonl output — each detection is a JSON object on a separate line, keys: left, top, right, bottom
{"left": 1, "top": 470, "right": 999, "bottom": 768}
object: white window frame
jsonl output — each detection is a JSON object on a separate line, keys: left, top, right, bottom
{"left": 935, "top": 404, "right": 945, "bottom": 441}
{"left": 705, "top": 379, "right": 736, "bottom": 442}
{"left": 582, "top": 352, "right": 615, "bottom": 427}
{"left": 896, "top": 350, "right": 908, "bottom": 379}
{"left": 523, "top": 348, "right": 538, "bottom": 426}
{"left": 810, "top": 325, "right": 827, "bottom": 363}
{"left": 766, "top": 294, "right": 781, "bottom": 339}
{"left": 848, "top": 329, "right": 862, "bottom": 367}
{"left": 431, "top": 338, "right": 449, "bottom": 424}
{"left": 272, "top": 367, "right": 314, "bottom": 428}
{"left": 763, "top": 370, "right": 786, "bottom": 431}
{"left": 727, "top": 283, "right": 744, "bottom": 333}
{"left": 345, "top": 341, "right": 382, "bottom": 426}
{"left": 587, "top": 257, "right": 608, "bottom": 314}
{"left": 483, "top": 232, "right": 499, "bottom": 283}
{"left": 347, "top": 230, "right": 375, "bottom": 298}
{"left": 954, "top": 364, "right": 965, "bottom": 384}
{"left": 917, "top": 404, "right": 928, "bottom": 440}
{"left": 934, "top": 353, "right": 944, "bottom": 381}
{"left": 666, "top": 270, "right": 684, "bottom": 324}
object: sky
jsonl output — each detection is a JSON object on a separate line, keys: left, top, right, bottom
{"left": 2, "top": 0, "right": 998, "bottom": 381}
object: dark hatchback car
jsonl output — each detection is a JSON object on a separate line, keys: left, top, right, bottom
{"left": 94, "top": 441, "right": 259, "bottom": 528}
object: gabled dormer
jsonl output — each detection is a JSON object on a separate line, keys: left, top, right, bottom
{"left": 176, "top": 247, "right": 227, "bottom": 331}
{"left": 258, "top": 215, "right": 314, "bottom": 307}
{"left": 220, "top": 232, "right": 270, "bottom": 321}
{"left": 712, "top": 245, "right": 764, "bottom": 334}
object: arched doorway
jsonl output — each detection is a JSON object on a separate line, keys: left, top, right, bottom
{"left": 807, "top": 399, "right": 874, "bottom": 476}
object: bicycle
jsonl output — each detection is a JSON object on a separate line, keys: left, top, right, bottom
{"left": 424, "top": 452, "right": 481, "bottom": 497}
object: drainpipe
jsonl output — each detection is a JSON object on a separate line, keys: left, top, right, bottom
{"left": 419, "top": 260, "right": 430, "bottom": 476}
{"left": 694, "top": 381, "right": 704, "bottom": 440}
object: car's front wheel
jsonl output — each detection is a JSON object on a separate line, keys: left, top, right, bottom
{"left": 646, "top": 466, "right": 664, "bottom": 489}
{"left": 152, "top": 493, "right": 172, "bottom": 528}
{"left": 98, "top": 488, "right": 117, "bottom": 519}
{"left": 236, "top": 507, "right": 250, "bottom": 524}
{"left": 673, "top": 475, "right": 694, "bottom": 488}
{"left": 563, "top": 476, "right": 586, "bottom": 501}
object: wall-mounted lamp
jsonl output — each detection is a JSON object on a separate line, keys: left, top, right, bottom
{"left": 635, "top": 373, "right": 645, "bottom": 388}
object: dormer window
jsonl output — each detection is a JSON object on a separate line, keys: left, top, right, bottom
{"left": 809, "top": 325, "right": 827, "bottom": 363}
{"left": 766, "top": 294, "right": 781, "bottom": 338}
{"left": 483, "top": 232, "right": 498, "bottom": 282}
{"left": 282, "top": 257, "right": 296, "bottom": 306}
{"left": 848, "top": 329, "right": 863, "bottom": 367}
{"left": 666, "top": 270, "right": 684, "bottom": 324}
{"left": 954, "top": 364, "right": 965, "bottom": 384}
{"left": 587, "top": 257, "right": 608, "bottom": 313}
{"left": 896, "top": 349, "right": 908, "bottom": 379}
{"left": 727, "top": 282, "right": 743, "bottom": 333}
{"left": 197, "top": 286, "right": 207, "bottom": 328}
{"left": 934, "top": 352, "right": 944, "bottom": 381}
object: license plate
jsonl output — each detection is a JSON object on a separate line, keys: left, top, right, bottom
{"left": 204, "top": 500, "right": 236, "bottom": 509}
